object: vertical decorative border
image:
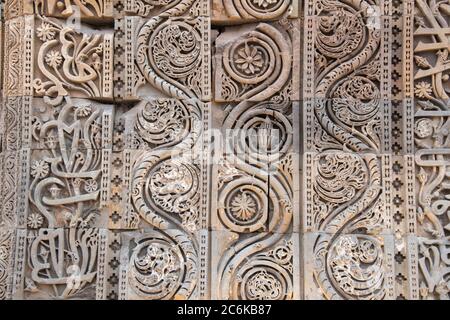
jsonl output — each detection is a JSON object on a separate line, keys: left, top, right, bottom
{"left": 198, "top": 101, "right": 210, "bottom": 299}
{"left": 382, "top": 154, "right": 393, "bottom": 233}
{"left": 17, "top": 148, "right": 29, "bottom": 228}
{"left": 3, "top": 16, "right": 23, "bottom": 97}
{"left": 23, "top": 15, "right": 33, "bottom": 97}
{"left": 402, "top": 0, "right": 419, "bottom": 300}
{"left": 302, "top": 152, "right": 313, "bottom": 232}
{"left": 21, "top": 96, "right": 31, "bottom": 149}
{"left": 103, "top": 34, "right": 114, "bottom": 99}
{"left": 11, "top": 228, "right": 26, "bottom": 299}
{"left": 384, "top": 235, "right": 396, "bottom": 300}
{"left": 96, "top": 229, "right": 108, "bottom": 300}
{"left": 403, "top": 0, "right": 414, "bottom": 99}
{"left": 406, "top": 235, "right": 419, "bottom": 299}
{"left": 201, "top": 18, "right": 211, "bottom": 101}
{"left": 125, "top": 17, "right": 135, "bottom": 100}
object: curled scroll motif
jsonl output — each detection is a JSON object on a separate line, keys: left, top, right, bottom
{"left": 27, "top": 228, "right": 98, "bottom": 299}
{"left": 213, "top": 0, "right": 291, "bottom": 22}
{"left": 311, "top": 0, "right": 386, "bottom": 300}
{"left": 127, "top": 232, "right": 197, "bottom": 300}
{"left": 314, "top": 234, "right": 385, "bottom": 300}
{"left": 131, "top": 157, "right": 199, "bottom": 299}
{"left": 310, "top": 151, "right": 386, "bottom": 298}
{"left": 313, "top": 0, "right": 381, "bottom": 153}
{"left": 230, "top": 240, "right": 294, "bottom": 300}
{"left": 134, "top": 99, "right": 201, "bottom": 150}
{"left": 418, "top": 238, "right": 450, "bottom": 299}
{"left": 216, "top": 100, "right": 294, "bottom": 299}
{"left": 218, "top": 23, "right": 292, "bottom": 101}
{"left": 135, "top": 0, "right": 206, "bottom": 100}
{"left": 129, "top": 4, "right": 205, "bottom": 285}
{"left": 28, "top": 98, "right": 111, "bottom": 229}
{"left": 34, "top": 0, "right": 113, "bottom": 18}
{"left": 33, "top": 17, "right": 113, "bottom": 100}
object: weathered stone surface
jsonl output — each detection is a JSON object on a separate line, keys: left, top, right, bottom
{"left": 0, "top": 0, "right": 449, "bottom": 301}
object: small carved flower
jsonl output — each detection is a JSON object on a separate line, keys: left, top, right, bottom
{"left": 36, "top": 22, "right": 56, "bottom": 42}
{"left": 252, "top": 0, "right": 277, "bottom": 7}
{"left": 27, "top": 213, "right": 44, "bottom": 229}
{"left": 45, "top": 50, "right": 63, "bottom": 68}
{"left": 230, "top": 191, "right": 257, "bottom": 221}
{"left": 75, "top": 105, "right": 92, "bottom": 118}
{"left": 235, "top": 43, "right": 264, "bottom": 75}
{"left": 31, "top": 160, "right": 49, "bottom": 178}
{"left": 84, "top": 179, "right": 98, "bottom": 193}
{"left": 414, "top": 81, "right": 432, "bottom": 98}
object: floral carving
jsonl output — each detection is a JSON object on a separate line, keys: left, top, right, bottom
{"left": 230, "top": 191, "right": 258, "bottom": 221}
{"left": 234, "top": 43, "right": 264, "bottom": 75}
{"left": 33, "top": 17, "right": 113, "bottom": 100}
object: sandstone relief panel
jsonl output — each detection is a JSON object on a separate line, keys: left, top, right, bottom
{"left": 0, "top": 0, "right": 448, "bottom": 300}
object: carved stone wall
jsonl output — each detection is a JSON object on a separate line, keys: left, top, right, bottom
{"left": 0, "top": 0, "right": 448, "bottom": 300}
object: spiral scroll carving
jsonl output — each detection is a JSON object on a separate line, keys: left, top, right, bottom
{"left": 212, "top": 19, "right": 296, "bottom": 299}
{"left": 311, "top": 0, "right": 387, "bottom": 300}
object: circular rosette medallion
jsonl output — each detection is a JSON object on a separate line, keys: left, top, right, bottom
{"left": 224, "top": 40, "right": 273, "bottom": 84}
{"left": 218, "top": 179, "right": 271, "bottom": 233}
{"left": 128, "top": 236, "right": 185, "bottom": 300}
{"left": 232, "top": 261, "right": 292, "bottom": 300}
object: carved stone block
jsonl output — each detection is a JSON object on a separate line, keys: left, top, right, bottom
{"left": 118, "top": 228, "right": 208, "bottom": 300}
{"left": 114, "top": 16, "right": 211, "bottom": 101}
{"left": 0, "top": 150, "right": 28, "bottom": 229}
{"left": 303, "top": 232, "right": 396, "bottom": 300}
{"left": 108, "top": 99, "right": 210, "bottom": 231}
{"left": 11, "top": 228, "right": 110, "bottom": 300}
{"left": 303, "top": 152, "right": 393, "bottom": 236}
{"left": 1, "top": 0, "right": 450, "bottom": 302}
{"left": 210, "top": 230, "right": 300, "bottom": 299}
{"left": 210, "top": 100, "right": 300, "bottom": 232}
{"left": 213, "top": 20, "right": 300, "bottom": 102}
{"left": 3, "top": 16, "right": 114, "bottom": 100}
{"left": 2, "top": 97, "right": 115, "bottom": 151}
